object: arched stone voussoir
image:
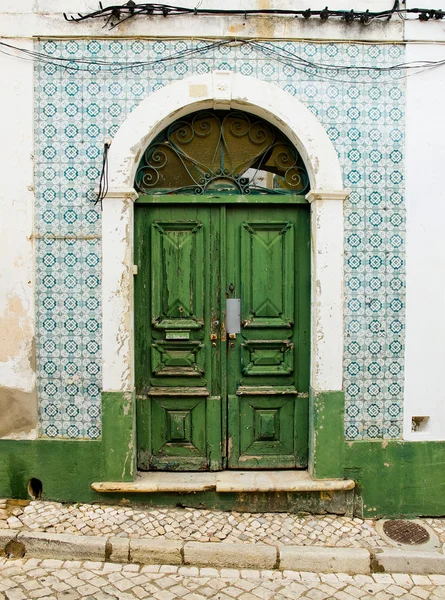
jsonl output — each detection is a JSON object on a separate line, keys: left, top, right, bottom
{"left": 107, "top": 71, "right": 344, "bottom": 194}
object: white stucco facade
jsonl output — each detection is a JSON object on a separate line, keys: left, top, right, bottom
{"left": 0, "top": 3, "right": 445, "bottom": 443}
{"left": 404, "top": 41, "right": 445, "bottom": 440}
{"left": 0, "top": 39, "right": 37, "bottom": 438}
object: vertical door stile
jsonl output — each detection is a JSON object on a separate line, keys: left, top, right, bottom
{"left": 219, "top": 205, "right": 228, "bottom": 467}
{"left": 294, "top": 207, "right": 311, "bottom": 466}
{"left": 207, "top": 205, "right": 223, "bottom": 470}
{"left": 134, "top": 204, "right": 152, "bottom": 470}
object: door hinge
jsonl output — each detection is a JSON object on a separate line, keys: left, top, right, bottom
{"left": 132, "top": 264, "right": 138, "bottom": 275}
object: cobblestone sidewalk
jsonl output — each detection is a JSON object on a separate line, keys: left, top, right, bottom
{"left": 1, "top": 499, "right": 445, "bottom": 551}
{"left": 1, "top": 557, "right": 445, "bottom": 600}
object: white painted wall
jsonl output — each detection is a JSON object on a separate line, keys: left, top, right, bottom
{"left": 0, "top": 39, "right": 37, "bottom": 438}
{"left": 2, "top": 3, "right": 445, "bottom": 439}
{"left": 405, "top": 0, "right": 445, "bottom": 42}
{"left": 0, "top": 1, "right": 403, "bottom": 40}
{"left": 403, "top": 42, "right": 445, "bottom": 440}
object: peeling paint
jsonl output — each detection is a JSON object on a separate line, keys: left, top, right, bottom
{"left": 0, "top": 296, "right": 32, "bottom": 363}
{"left": 0, "top": 385, "right": 37, "bottom": 438}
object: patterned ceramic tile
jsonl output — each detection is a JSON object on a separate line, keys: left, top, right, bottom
{"left": 35, "top": 39, "right": 405, "bottom": 440}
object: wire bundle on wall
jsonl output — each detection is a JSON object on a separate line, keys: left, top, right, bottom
{"left": 63, "top": 0, "right": 445, "bottom": 29}
{"left": 95, "top": 142, "right": 110, "bottom": 210}
{"left": 1, "top": 38, "right": 444, "bottom": 85}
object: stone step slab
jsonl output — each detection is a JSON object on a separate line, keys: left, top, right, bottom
{"left": 91, "top": 470, "right": 355, "bottom": 493}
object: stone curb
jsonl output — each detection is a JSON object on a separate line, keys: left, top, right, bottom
{"left": 372, "top": 548, "right": 445, "bottom": 575}
{"left": 0, "top": 530, "right": 444, "bottom": 575}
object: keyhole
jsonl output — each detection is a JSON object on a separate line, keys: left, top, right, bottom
{"left": 229, "top": 283, "right": 235, "bottom": 293}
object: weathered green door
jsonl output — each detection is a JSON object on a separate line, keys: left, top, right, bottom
{"left": 226, "top": 205, "right": 310, "bottom": 469}
{"left": 135, "top": 199, "right": 310, "bottom": 471}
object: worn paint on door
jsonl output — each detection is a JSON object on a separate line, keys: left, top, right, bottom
{"left": 134, "top": 199, "right": 310, "bottom": 471}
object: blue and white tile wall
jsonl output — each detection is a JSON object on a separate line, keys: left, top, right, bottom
{"left": 35, "top": 39, "right": 405, "bottom": 440}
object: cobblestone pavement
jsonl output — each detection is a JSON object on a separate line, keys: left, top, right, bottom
{"left": 1, "top": 558, "right": 445, "bottom": 600}
{"left": 2, "top": 499, "right": 445, "bottom": 551}
{"left": 1, "top": 500, "right": 387, "bottom": 548}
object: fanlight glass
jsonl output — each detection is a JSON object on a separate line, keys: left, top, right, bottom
{"left": 135, "top": 110, "right": 309, "bottom": 195}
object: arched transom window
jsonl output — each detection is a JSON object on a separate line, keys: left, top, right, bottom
{"left": 135, "top": 109, "right": 309, "bottom": 195}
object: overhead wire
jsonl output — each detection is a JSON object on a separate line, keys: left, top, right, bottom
{"left": 0, "top": 38, "right": 444, "bottom": 84}
{"left": 62, "top": 0, "right": 445, "bottom": 29}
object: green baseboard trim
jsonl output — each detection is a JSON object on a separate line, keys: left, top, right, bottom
{"left": 0, "top": 439, "right": 104, "bottom": 502}
{"left": 0, "top": 391, "right": 136, "bottom": 503}
{"left": 102, "top": 391, "right": 136, "bottom": 481}
{"left": 309, "top": 388, "right": 345, "bottom": 479}
{"left": 2, "top": 388, "right": 445, "bottom": 517}
{"left": 344, "top": 440, "right": 445, "bottom": 518}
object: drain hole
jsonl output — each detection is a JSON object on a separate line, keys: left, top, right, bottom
{"left": 27, "top": 478, "right": 43, "bottom": 500}
{"left": 5, "top": 540, "right": 26, "bottom": 559}
{"left": 383, "top": 520, "right": 430, "bottom": 545}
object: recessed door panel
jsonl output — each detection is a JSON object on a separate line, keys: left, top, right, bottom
{"left": 241, "top": 220, "right": 294, "bottom": 328}
{"left": 151, "top": 220, "right": 204, "bottom": 329}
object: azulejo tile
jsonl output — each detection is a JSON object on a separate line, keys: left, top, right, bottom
{"left": 35, "top": 39, "right": 405, "bottom": 441}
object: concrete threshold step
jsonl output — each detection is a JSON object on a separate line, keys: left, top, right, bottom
{"left": 91, "top": 471, "right": 355, "bottom": 493}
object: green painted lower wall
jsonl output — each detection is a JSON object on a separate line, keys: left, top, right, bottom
{"left": 343, "top": 440, "right": 445, "bottom": 518}
{"left": 1, "top": 389, "right": 445, "bottom": 517}
{"left": 309, "top": 389, "right": 445, "bottom": 517}
{"left": 0, "top": 439, "right": 103, "bottom": 502}
{"left": 0, "top": 391, "right": 136, "bottom": 503}
{"left": 309, "top": 389, "right": 345, "bottom": 479}
{"left": 102, "top": 391, "right": 136, "bottom": 481}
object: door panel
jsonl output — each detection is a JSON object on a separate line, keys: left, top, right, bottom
{"left": 135, "top": 201, "right": 310, "bottom": 471}
{"left": 241, "top": 220, "right": 294, "bottom": 329}
{"left": 150, "top": 395, "right": 207, "bottom": 469}
{"left": 226, "top": 206, "right": 310, "bottom": 469}
{"left": 135, "top": 204, "right": 222, "bottom": 470}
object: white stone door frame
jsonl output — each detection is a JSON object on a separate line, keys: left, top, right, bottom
{"left": 102, "top": 71, "right": 348, "bottom": 400}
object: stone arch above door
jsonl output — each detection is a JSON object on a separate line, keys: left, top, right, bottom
{"left": 102, "top": 72, "right": 348, "bottom": 401}
{"left": 107, "top": 71, "right": 343, "bottom": 193}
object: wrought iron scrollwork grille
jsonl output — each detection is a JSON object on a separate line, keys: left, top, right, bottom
{"left": 135, "top": 110, "right": 309, "bottom": 195}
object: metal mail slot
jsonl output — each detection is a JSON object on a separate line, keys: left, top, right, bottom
{"left": 226, "top": 299, "right": 241, "bottom": 334}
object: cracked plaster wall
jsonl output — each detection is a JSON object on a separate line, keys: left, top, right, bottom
{"left": 0, "top": 40, "right": 37, "bottom": 439}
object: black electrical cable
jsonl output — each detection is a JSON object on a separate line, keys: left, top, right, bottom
{"left": 0, "top": 39, "right": 234, "bottom": 71}
{"left": 1, "top": 38, "right": 445, "bottom": 85}
{"left": 250, "top": 40, "right": 445, "bottom": 74}
{"left": 95, "top": 142, "right": 110, "bottom": 210}
{"left": 62, "top": 0, "right": 445, "bottom": 29}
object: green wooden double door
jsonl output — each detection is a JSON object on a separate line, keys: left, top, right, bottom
{"left": 135, "top": 199, "right": 310, "bottom": 471}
